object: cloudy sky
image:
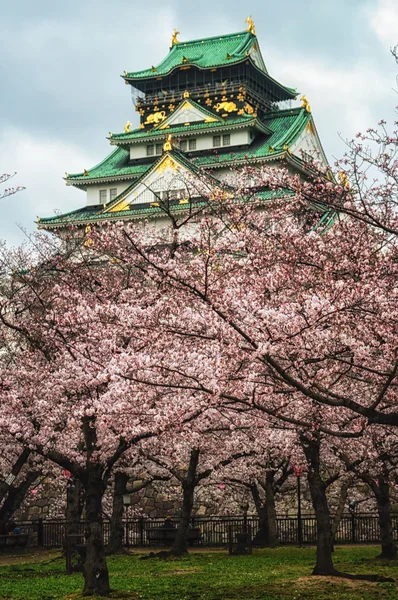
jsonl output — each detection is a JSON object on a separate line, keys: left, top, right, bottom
{"left": 1, "top": 0, "right": 397, "bottom": 246}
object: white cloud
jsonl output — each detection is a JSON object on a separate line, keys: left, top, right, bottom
{"left": 266, "top": 51, "right": 396, "bottom": 161}
{"left": 0, "top": 128, "right": 96, "bottom": 246}
{"left": 369, "top": 0, "right": 398, "bottom": 47}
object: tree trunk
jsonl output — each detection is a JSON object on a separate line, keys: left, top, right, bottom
{"left": 331, "top": 478, "right": 351, "bottom": 549}
{"left": 0, "top": 470, "right": 41, "bottom": 534}
{"left": 66, "top": 477, "right": 84, "bottom": 534}
{"left": 83, "top": 467, "right": 110, "bottom": 597}
{"left": 64, "top": 477, "right": 84, "bottom": 554}
{"left": 169, "top": 448, "right": 200, "bottom": 556}
{"left": 374, "top": 477, "right": 397, "bottom": 560}
{"left": 0, "top": 449, "right": 31, "bottom": 506}
{"left": 251, "top": 482, "right": 269, "bottom": 546}
{"left": 264, "top": 471, "right": 279, "bottom": 547}
{"left": 301, "top": 436, "right": 336, "bottom": 576}
{"left": 107, "top": 471, "right": 128, "bottom": 555}
{"left": 251, "top": 473, "right": 279, "bottom": 547}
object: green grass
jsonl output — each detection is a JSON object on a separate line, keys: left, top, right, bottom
{"left": 0, "top": 546, "right": 397, "bottom": 600}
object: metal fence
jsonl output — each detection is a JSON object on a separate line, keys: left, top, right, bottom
{"left": 14, "top": 513, "right": 398, "bottom": 548}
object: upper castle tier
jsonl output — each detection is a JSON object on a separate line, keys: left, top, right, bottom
{"left": 39, "top": 20, "right": 329, "bottom": 231}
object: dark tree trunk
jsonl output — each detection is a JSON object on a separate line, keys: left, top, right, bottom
{"left": 0, "top": 449, "right": 31, "bottom": 506}
{"left": 107, "top": 471, "right": 129, "bottom": 555}
{"left": 301, "top": 436, "right": 336, "bottom": 576}
{"left": 264, "top": 471, "right": 279, "bottom": 547}
{"left": 374, "top": 477, "right": 397, "bottom": 560}
{"left": 83, "top": 466, "right": 110, "bottom": 597}
{"left": 64, "top": 477, "right": 84, "bottom": 554}
{"left": 0, "top": 470, "right": 41, "bottom": 534}
{"left": 331, "top": 479, "right": 350, "bottom": 547}
{"left": 169, "top": 448, "right": 200, "bottom": 556}
{"left": 251, "top": 473, "right": 279, "bottom": 547}
{"left": 251, "top": 482, "right": 269, "bottom": 546}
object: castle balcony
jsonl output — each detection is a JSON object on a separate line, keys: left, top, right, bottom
{"left": 133, "top": 79, "right": 292, "bottom": 114}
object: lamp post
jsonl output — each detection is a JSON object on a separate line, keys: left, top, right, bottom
{"left": 294, "top": 466, "right": 304, "bottom": 545}
{"left": 123, "top": 494, "right": 131, "bottom": 548}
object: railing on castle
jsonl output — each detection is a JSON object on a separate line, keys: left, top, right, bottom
{"left": 135, "top": 81, "right": 282, "bottom": 113}
{"left": 16, "top": 513, "right": 397, "bottom": 548}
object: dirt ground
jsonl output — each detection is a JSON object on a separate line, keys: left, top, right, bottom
{"left": 0, "top": 548, "right": 61, "bottom": 566}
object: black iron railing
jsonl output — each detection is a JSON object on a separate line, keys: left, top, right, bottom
{"left": 14, "top": 513, "right": 397, "bottom": 548}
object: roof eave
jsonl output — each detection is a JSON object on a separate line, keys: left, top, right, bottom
{"left": 66, "top": 173, "right": 142, "bottom": 186}
{"left": 110, "top": 118, "right": 259, "bottom": 145}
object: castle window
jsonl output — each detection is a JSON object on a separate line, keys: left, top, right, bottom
{"left": 213, "top": 135, "right": 221, "bottom": 147}
{"left": 99, "top": 190, "right": 107, "bottom": 203}
{"left": 180, "top": 140, "right": 188, "bottom": 152}
{"left": 110, "top": 188, "right": 118, "bottom": 201}
{"left": 146, "top": 145, "right": 155, "bottom": 156}
{"left": 155, "top": 143, "right": 163, "bottom": 155}
{"left": 169, "top": 188, "right": 185, "bottom": 200}
{"left": 223, "top": 134, "right": 231, "bottom": 146}
{"left": 189, "top": 139, "right": 197, "bottom": 150}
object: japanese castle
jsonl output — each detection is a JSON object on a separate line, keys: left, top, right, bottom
{"left": 38, "top": 18, "right": 328, "bottom": 231}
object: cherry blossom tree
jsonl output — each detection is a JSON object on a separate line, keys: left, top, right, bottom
{"left": 91, "top": 123, "right": 397, "bottom": 579}
{"left": 0, "top": 238, "right": 205, "bottom": 596}
{"left": 0, "top": 173, "right": 25, "bottom": 201}
{"left": 140, "top": 410, "right": 256, "bottom": 556}
{"left": 332, "top": 426, "right": 398, "bottom": 559}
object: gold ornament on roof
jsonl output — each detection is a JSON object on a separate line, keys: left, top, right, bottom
{"left": 144, "top": 110, "right": 166, "bottom": 125}
{"left": 171, "top": 29, "right": 180, "bottom": 47}
{"left": 84, "top": 224, "right": 94, "bottom": 247}
{"left": 245, "top": 16, "right": 256, "bottom": 35}
{"left": 214, "top": 101, "right": 237, "bottom": 113}
{"left": 65, "top": 172, "right": 69, "bottom": 178}
{"left": 338, "top": 171, "right": 350, "bottom": 189}
{"left": 183, "top": 90, "right": 190, "bottom": 99}
{"left": 83, "top": 169, "right": 90, "bottom": 176}
{"left": 156, "top": 155, "right": 178, "bottom": 174}
{"left": 124, "top": 121, "right": 132, "bottom": 133}
{"left": 300, "top": 95, "right": 311, "bottom": 113}
{"left": 163, "top": 134, "right": 173, "bottom": 152}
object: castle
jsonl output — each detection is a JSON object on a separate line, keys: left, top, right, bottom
{"left": 38, "top": 18, "right": 328, "bottom": 232}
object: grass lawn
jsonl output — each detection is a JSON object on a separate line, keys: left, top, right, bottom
{"left": 0, "top": 546, "right": 397, "bottom": 600}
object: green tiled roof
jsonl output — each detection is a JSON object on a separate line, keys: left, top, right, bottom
{"left": 125, "top": 31, "right": 260, "bottom": 80}
{"left": 193, "top": 107, "right": 311, "bottom": 166}
{"left": 110, "top": 115, "right": 267, "bottom": 143}
{"left": 38, "top": 186, "right": 294, "bottom": 228}
{"left": 66, "top": 107, "right": 310, "bottom": 185}
{"left": 66, "top": 147, "right": 150, "bottom": 183}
